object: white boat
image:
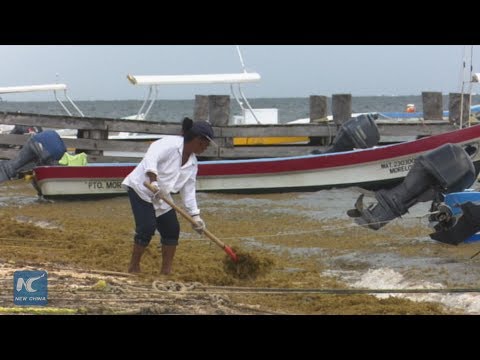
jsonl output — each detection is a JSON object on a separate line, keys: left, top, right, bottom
{"left": 32, "top": 124, "right": 480, "bottom": 197}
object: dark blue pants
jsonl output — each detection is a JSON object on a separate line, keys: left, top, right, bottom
{"left": 127, "top": 187, "right": 180, "bottom": 246}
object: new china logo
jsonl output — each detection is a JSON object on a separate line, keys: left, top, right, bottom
{"left": 13, "top": 270, "right": 48, "bottom": 306}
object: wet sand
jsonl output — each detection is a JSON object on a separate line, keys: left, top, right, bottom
{"left": 1, "top": 179, "right": 479, "bottom": 314}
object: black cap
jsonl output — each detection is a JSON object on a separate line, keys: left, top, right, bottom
{"left": 191, "top": 121, "right": 217, "bottom": 146}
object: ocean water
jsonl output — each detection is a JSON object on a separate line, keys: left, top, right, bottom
{"left": 2, "top": 95, "right": 480, "bottom": 123}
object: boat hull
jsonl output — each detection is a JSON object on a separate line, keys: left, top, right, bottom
{"left": 33, "top": 125, "right": 480, "bottom": 197}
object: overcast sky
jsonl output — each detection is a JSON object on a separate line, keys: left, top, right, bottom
{"left": 0, "top": 45, "right": 477, "bottom": 101}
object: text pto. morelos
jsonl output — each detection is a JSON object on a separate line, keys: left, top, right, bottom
{"left": 86, "top": 180, "right": 123, "bottom": 189}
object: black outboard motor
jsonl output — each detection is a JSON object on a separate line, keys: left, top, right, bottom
{"left": 429, "top": 201, "right": 480, "bottom": 245}
{"left": 347, "top": 143, "right": 476, "bottom": 230}
{"left": 0, "top": 130, "right": 66, "bottom": 183}
{"left": 312, "top": 114, "right": 380, "bottom": 154}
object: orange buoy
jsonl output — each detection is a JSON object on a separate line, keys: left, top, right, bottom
{"left": 406, "top": 104, "right": 416, "bottom": 113}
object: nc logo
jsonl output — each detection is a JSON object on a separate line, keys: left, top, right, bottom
{"left": 16, "top": 272, "right": 45, "bottom": 292}
{"left": 14, "top": 270, "right": 48, "bottom": 306}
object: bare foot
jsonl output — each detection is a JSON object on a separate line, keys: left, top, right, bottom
{"left": 128, "top": 265, "right": 141, "bottom": 274}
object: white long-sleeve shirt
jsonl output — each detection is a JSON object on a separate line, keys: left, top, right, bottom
{"left": 122, "top": 135, "right": 200, "bottom": 217}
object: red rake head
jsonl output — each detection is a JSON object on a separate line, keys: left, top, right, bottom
{"left": 224, "top": 245, "right": 238, "bottom": 262}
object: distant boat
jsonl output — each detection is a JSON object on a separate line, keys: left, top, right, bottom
{"left": 376, "top": 104, "right": 480, "bottom": 120}
{"left": 288, "top": 104, "right": 480, "bottom": 123}
{"left": 126, "top": 72, "right": 312, "bottom": 146}
{"left": 32, "top": 124, "right": 480, "bottom": 197}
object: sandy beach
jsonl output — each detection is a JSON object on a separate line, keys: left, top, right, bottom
{"left": 2, "top": 179, "right": 480, "bottom": 314}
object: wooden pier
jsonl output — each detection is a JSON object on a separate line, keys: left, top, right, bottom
{"left": 0, "top": 92, "right": 473, "bottom": 162}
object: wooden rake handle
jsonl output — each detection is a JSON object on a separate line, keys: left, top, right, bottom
{"left": 143, "top": 181, "right": 238, "bottom": 262}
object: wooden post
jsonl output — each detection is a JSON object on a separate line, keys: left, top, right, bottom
{"left": 449, "top": 93, "right": 470, "bottom": 126}
{"left": 209, "top": 95, "right": 231, "bottom": 150}
{"left": 77, "top": 129, "right": 108, "bottom": 156}
{"left": 309, "top": 95, "right": 329, "bottom": 146}
{"left": 75, "top": 129, "right": 87, "bottom": 154}
{"left": 85, "top": 129, "right": 108, "bottom": 156}
{"left": 208, "top": 95, "right": 230, "bottom": 126}
{"left": 332, "top": 94, "right": 352, "bottom": 126}
{"left": 422, "top": 91, "right": 443, "bottom": 120}
{"left": 309, "top": 95, "right": 328, "bottom": 123}
{"left": 194, "top": 95, "right": 209, "bottom": 121}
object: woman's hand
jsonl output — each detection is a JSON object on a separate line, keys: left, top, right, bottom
{"left": 150, "top": 181, "right": 170, "bottom": 202}
{"left": 191, "top": 215, "right": 206, "bottom": 234}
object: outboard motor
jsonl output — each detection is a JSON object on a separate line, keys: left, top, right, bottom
{"left": 428, "top": 192, "right": 480, "bottom": 245}
{"left": 347, "top": 143, "right": 476, "bottom": 230}
{"left": 312, "top": 114, "right": 380, "bottom": 154}
{"left": 0, "top": 130, "right": 66, "bottom": 183}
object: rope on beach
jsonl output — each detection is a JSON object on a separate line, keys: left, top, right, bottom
{"left": 151, "top": 280, "right": 198, "bottom": 292}
{"left": 195, "top": 285, "right": 480, "bottom": 295}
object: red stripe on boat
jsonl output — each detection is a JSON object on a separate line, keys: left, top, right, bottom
{"left": 34, "top": 125, "right": 480, "bottom": 180}
{"left": 199, "top": 125, "right": 480, "bottom": 176}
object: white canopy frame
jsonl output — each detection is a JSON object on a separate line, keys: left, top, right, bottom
{"left": 126, "top": 72, "right": 262, "bottom": 122}
{"left": 0, "top": 83, "right": 84, "bottom": 117}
